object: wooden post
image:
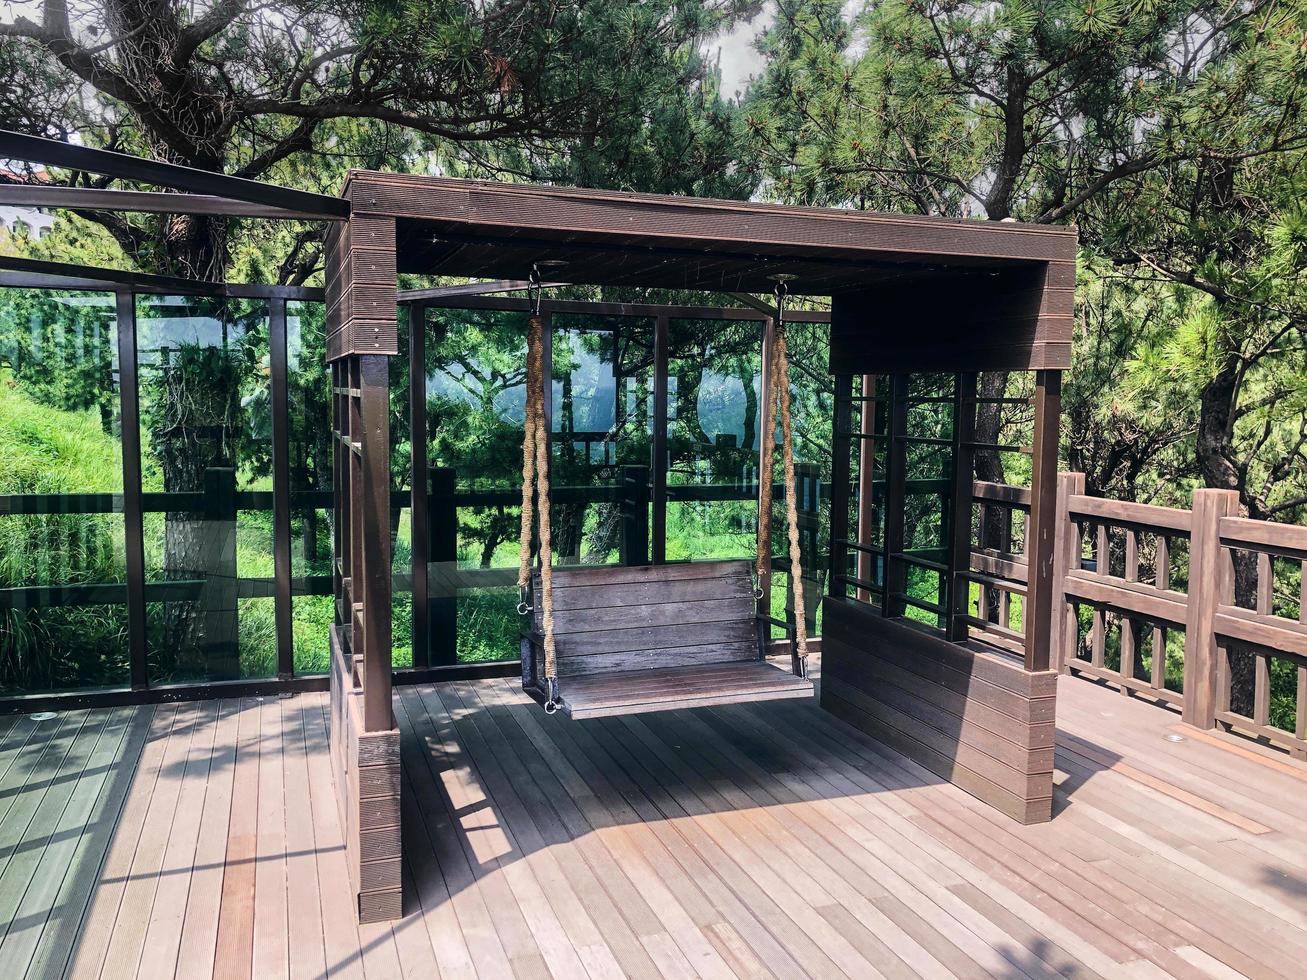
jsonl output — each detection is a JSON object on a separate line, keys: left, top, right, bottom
{"left": 428, "top": 466, "right": 458, "bottom": 666}
{"left": 115, "top": 289, "right": 148, "bottom": 690}
{"left": 946, "top": 372, "right": 978, "bottom": 641}
{"left": 622, "top": 464, "right": 650, "bottom": 567}
{"left": 856, "top": 375, "right": 877, "bottom": 601}
{"left": 882, "top": 373, "right": 908, "bottom": 618}
{"left": 1182, "top": 487, "right": 1240, "bottom": 729}
{"left": 1024, "top": 370, "right": 1061, "bottom": 673}
{"left": 357, "top": 354, "right": 393, "bottom": 732}
{"left": 829, "top": 374, "right": 853, "bottom": 602}
{"left": 652, "top": 314, "right": 669, "bottom": 563}
{"left": 758, "top": 316, "right": 776, "bottom": 614}
{"left": 1051, "top": 472, "right": 1085, "bottom": 672}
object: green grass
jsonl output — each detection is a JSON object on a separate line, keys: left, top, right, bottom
{"left": 0, "top": 377, "right": 130, "bottom": 692}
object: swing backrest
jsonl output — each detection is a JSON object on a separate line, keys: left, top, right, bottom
{"left": 531, "top": 560, "right": 761, "bottom": 677}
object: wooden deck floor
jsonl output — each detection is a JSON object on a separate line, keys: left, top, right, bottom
{"left": 2, "top": 665, "right": 1307, "bottom": 979}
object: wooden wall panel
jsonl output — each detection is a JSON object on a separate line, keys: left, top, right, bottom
{"left": 829, "top": 263, "right": 1074, "bottom": 373}
{"left": 326, "top": 208, "right": 398, "bottom": 362}
{"left": 329, "top": 625, "right": 402, "bottom": 921}
{"left": 821, "top": 597, "right": 1058, "bottom": 824}
{"left": 342, "top": 171, "right": 1078, "bottom": 264}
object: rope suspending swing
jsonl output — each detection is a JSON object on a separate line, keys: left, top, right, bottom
{"left": 757, "top": 279, "right": 809, "bottom": 674}
{"left": 517, "top": 266, "right": 560, "bottom": 712}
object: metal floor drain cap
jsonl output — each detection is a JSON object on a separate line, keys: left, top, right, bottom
{"left": 30, "top": 711, "right": 58, "bottom": 722}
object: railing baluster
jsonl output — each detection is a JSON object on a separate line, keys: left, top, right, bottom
{"left": 1120, "top": 529, "right": 1138, "bottom": 689}
{"left": 1254, "top": 652, "right": 1271, "bottom": 728}
{"left": 1091, "top": 605, "right": 1105, "bottom": 669}
{"left": 1216, "top": 642, "right": 1231, "bottom": 716}
{"left": 1153, "top": 534, "right": 1169, "bottom": 693}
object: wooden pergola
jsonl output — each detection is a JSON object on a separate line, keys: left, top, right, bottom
{"left": 327, "top": 173, "right": 1076, "bottom": 920}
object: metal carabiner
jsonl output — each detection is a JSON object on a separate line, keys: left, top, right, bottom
{"left": 528, "top": 264, "right": 543, "bottom": 317}
{"left": 517, "top": 585, "right": 533, "bottom": 617}
{"left": 543, "top": 677, "right": 561, "bottom": 715}
{"left": 772, "top": 278, "right": 789, "bottom": 328}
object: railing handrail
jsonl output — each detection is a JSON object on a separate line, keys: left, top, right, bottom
{"left": 1067, "top": 494, "right": 1192, "bottom": 535}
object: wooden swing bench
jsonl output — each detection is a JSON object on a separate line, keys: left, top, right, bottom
{"left": 520, "top": 559, "right": 813, "bottom": 719}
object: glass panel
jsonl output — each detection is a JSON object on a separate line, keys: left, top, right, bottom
{"left": 666, "top": 317, "right": 762, "bottom": 562}
{"left": 0, "top": 287, "right": 128, "bottom": 693}
{"left": 766, "top": 317, "right": 831, "bottom": 637}
{"left": 550, "top": 313, "right": 653, "bottom": 566}
{"left": 391, "top": 309, "right": 412, "bottom": 666}
{"left": 136, "top": 294, "right": 273, "bottom": 683}
{"left": 427, "top": 307, "right": 529, "bottom": 663}
{"left": 287, "top": 301, "right": 332, "bottom": 673}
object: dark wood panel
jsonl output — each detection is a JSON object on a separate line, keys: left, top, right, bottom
{"left": 820, "top": 597, "right": 1057, "bottom": 824}
{"left": 551, "top": 619, "right": 758, "bottom": 659}
{"left": 557, "top": 641, "right": 758, "bottom": 675}
{"left": 821, "top": 688, "right": 1051, "bottom": 824}
{"left": 347, "top": 171, "right": 1078, "bottom": 265}
{"left": 545, "top": 596, "right": 755, "bottom": 635}
{"left": 544, "top": 559, "right": 745, "bottom": 588}
{"left": 548, "top": 574, "right": 752, "bottom": 612}
{"left": 830, "top": 264, "right": 1071, "bottom": 373}
{"left": 561, "top": 662, "right": 813, "bottom": 719}
{"left": 825, "top": 598, "right": 1057, "bottom": 698}
{"left": 822, "top": 643, "right": 1055, "bottom": 750}
{"left": 823, "top": 671, "right": 1053, "bottom": 776}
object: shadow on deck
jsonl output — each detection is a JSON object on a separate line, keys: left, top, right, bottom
{"left": 2, "top": 661, "right": 1306, "bottom": 979}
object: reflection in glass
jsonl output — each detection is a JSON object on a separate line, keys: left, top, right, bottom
{"left": 666, "top": 317, "right": 762, "bottom": 561}
{"left": 287, "top": 301, "right": 334, "bottom": 672}
{"left": 424, "top": 307, "right": 529, "bottom": 663}
{"left": 136, "top": 295, "right": 272, "bottom": 682}
{"left": 550, "top": 314, "right": 653, "bottom": 566}
{"left": 0, "top": 288, "right": 128, "bottom": 693}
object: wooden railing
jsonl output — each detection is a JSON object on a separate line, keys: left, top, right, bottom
{"left": 1211, "top": 515, "right": 1307, "bottom": 758}
{"left": 961, "top": 480, "right": 1031, "bottom": 656}
{"left": 1036, "top": 474, "right": 1307, "bottom": 759}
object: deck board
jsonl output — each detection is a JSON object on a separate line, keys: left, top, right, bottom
{"left": 4, "top": 663, "right": 1307, "bottom": 977}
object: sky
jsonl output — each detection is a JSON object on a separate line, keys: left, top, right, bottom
{"left": 709, "top": 3, "right": 774, "bottom": 101}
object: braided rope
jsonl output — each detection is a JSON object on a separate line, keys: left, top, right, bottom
{"left": 517, "top": 326, "right": 539, "bottom": 591}
{"left": 756, "top": 327, "right": 777, "bottom": 587}
{"left": 517, "top": 314, "right": 558, "bottom": 691}
{"left": 774, "top": 324, "right": 808, "bottom": 657}
{"left": 532, "top": 352, "right": 557, "bottom": 681}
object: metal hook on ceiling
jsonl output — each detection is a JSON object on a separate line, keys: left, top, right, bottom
{"left": 771, "top": 274, "right": 794, "bottom": 328}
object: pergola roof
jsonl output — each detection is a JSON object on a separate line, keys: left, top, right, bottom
{"left": 342, "top": 171, "right": 1076, "bottom": 295}
{"left": 332, "top": 172, "right": 1076, "bottom": 370}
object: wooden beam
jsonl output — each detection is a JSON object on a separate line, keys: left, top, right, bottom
{"left": 0, "top": 129, "right": 348, "bottom": 218}
{"left": 0, "top": 184, "right": 341, "bottom": 220}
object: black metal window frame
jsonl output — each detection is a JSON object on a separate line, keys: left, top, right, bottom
{"left": 405, "top": 295, "right": 833, "bottom": 669}
{"left": 0, "top": 261, "right": 832, "bottom": 712}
